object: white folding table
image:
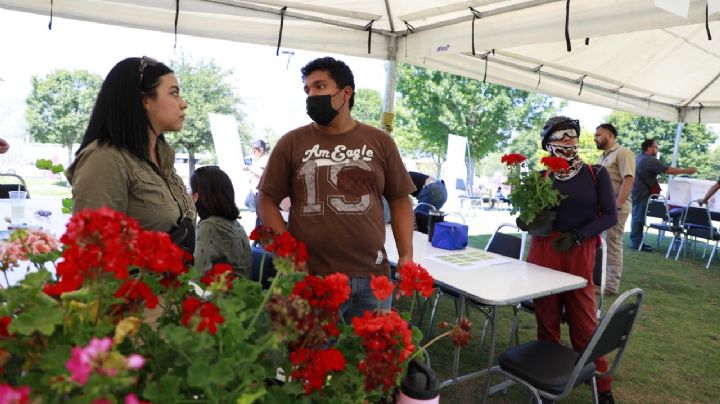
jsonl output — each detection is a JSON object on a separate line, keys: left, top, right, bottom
{"left": 384, "top": 229, "right": 586, "bottom": 399}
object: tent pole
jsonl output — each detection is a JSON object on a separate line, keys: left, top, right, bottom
{"left": 670, "top": 109, "right": 686, "bottom": 169}
{"left": 381, "top": 36, "right": 399, "bottom": 134}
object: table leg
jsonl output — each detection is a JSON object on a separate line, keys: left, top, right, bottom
{"left": 451, "top": 295, "right": 466, "bottom": 382}
{"left": 480, "top": 306, "right": 497, "bottom": 403}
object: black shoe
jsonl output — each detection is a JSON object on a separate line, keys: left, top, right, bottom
{"left": 598, "top": 391, "right": 615, "bottom": 404}
{"left": 636, "top": 244, "right": 653, "bottom": 252}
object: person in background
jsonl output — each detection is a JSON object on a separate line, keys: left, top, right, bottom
{"left": 243, "top": 139, "right": 269, "bottom": 212}
{"left": 408, "top": 171, "right": 447, "bottom": 213}
{"left": 629, "top": 138, "right": 696, "bottom": 252}
{"left": 527, "top": 116, "right": 618, "bottom": 404}
{"left": 257, "top": 56, "right": 415, "bottom": 320}
{"left": 190, "top": 166, "right": 252, "bottom": 277}
{"left": 0, "top": 138, "right": 9, "bottom": 154}
{"left": 697, "top": 180, "right": 720, "bottom": 208}
{"left": 384, "top": 170, "right": 447, "bottom": 225}
{"left": 594, "top": 123, "right": 634, "bottom": 295}
{"left": 66, "top": 57, "right": 195, "bottom": 253}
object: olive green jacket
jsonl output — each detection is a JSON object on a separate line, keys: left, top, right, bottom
{"left": 66, "top": 138, "right": 195, "bottom": 232}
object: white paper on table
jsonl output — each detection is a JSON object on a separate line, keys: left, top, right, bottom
{"left": 426, "top": 250, "right": 514, "bottom": 270}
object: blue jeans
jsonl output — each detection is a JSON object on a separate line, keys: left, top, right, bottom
{"left": 340, "top": 277, "right": 392, "bottom": 322}
{"left": 415, "top": 181, "right": 448, "bottom": 214}
{"left": 630, "top": 198, "right": 648, "bottom": 248}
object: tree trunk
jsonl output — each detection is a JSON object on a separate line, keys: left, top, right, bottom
{"left": 466, "top": 157, "right": 475, "bottom": 194}
{"left": 188, "top": 151, "right": 197, "bottom": 180}
{"left": 66, "top": 144, "right": 74, "bottom": 168}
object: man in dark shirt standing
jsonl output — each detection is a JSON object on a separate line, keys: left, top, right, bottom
{"left": 629, "top": 138, "right": 696, "bottom": 251}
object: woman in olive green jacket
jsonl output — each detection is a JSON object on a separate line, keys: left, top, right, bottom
{"left": 66, "top": 57, "right": 195, "bottom": 240}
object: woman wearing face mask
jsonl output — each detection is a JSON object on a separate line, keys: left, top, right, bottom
{"left": 66, "top": 56, "right": 196, "bottom": 254}
{"left": 527, "top": 116, "right": 618, "bottom": 404}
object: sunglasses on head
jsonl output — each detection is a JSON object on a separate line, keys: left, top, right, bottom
{"left": 138, "top": 56, "right": 159, "bottom": 85}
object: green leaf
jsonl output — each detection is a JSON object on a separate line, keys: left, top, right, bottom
{"left": 209, "top": 357, "right": 236, "bottom": 386}
{"left": 10, "top": 305, "right": 64, "bottom": 336}
{"left": 62, "top": 198, "right": 73, "bottom": 208}
{"left": 50, "top": 164, "right": 65, "bottom": 174}
{"left": 35, "top": 158, "right": 53, "bottom": 170}
{"left": 143, "top": 374, "right": 182, "bottom": 402}
{"left": 237, "top": 387, "right": 267, "bottom": 404}
{"left": 187, "top": 362, "right": 212, "bottom": 388}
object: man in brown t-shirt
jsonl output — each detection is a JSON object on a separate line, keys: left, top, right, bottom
{"left": 257, "top": 57, "right": 415, "bottom": 320}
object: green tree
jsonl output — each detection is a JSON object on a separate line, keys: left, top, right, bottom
{"left": 395, "top": 64, "right": 558, "bottom": 184}
{"left": 352, "top": 88, "right": 382, "bottom": 128}
{"left": 606, "top": 111, "right": 718, "bottom": 179}
{"left": 25, "top": 70, "right": 103, "bottom": 165}
{"left": 166, "top": 56, "right": 248, "bottom": 177}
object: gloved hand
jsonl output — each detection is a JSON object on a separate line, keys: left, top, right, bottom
{"left": 516, "top": 217, "right": 529, "bottom": 231}
{"left": 552, "top": 231, "right": 579, "bottom": 252}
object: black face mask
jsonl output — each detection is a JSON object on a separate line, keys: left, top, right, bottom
{"left": 306, "top": 90, "right": 344, "bottom": 126}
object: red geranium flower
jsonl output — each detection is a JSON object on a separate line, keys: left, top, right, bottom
{"left": 289, "top": 347, "right": 346, "bottom": 394}
{"left": 200, "top": 263, "right": 236, "bottom": 291}
{"left": 0, "top": 316, "right": 12, "bottom": 337}
{"left": 249, "top": 225, "right": 276, "bottom": 245}
{"left": 370, "top": 275, "right": 394, "bottom": 301}
{"left": 266, "top": 231, "right": 308, "bottom": 267}
{"left": 352, "top": 310, "right": 415, "bottom": 392}
{"left": 540, "top": 156, "right": 570, "bottom": 172}
{"left": 181, "top": 297, "right": 224, "bottom": 335}
{"left": 397, "top": 262, "right": 434, "bottom": 298}
{"left": 501, "top": 153, "right": 527, "bottom": 165}
{"left": 114, "top": 279, "right": 159, "bottom": 309}
{"left": 292, "top": 273, "right": 350, "bottom": 313}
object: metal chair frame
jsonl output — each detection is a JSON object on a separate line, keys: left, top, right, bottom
{"left": 487, "top": 288, "right": 644, "bottom": 404}
{"left": 672, "top": 201, "right": 720, "bottom": 268}
{"left": 0, "top": 173, "right": 31, "bottom": 198}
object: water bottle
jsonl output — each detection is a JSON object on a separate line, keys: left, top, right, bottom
{"left": 427, "top": 210, "right": 446, "bottom": 242}
{"left": 397, "top": 360, "right": 439, "bottom": 404}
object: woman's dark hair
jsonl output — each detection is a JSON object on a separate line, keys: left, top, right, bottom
{"left": 251, "top": 139, "right": 269, "bottom": 153}
{"left": 190, "top": 166, "right": 240, "bottom": 221}
{"left": 301, "top": 56, "right": 356, "bottom": 109}
{"left": 77, "top": 57, "right": 174, "bottom": 160}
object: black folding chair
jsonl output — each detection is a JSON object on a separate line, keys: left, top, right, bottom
{"left": 488, "top": 288, "right": 644, "bottom": 404}
{"left": 637, "top": 195, "right": 681, "bottom": 255}
{"left": 0, "top": 173, "right": 30, "bottom": 198}
{"left": 673, "top": 201, "right": 720, "bottom": 268}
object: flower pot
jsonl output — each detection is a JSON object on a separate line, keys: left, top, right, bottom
{"left": 526, "top": 210, "right": 556, "bottom": 236}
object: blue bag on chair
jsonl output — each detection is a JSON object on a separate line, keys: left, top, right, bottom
{"left": 431, "top": 222, "right": 468, "bottom": 250}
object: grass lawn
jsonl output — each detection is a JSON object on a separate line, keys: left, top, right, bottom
{"left": 411, "top": 232, "right": 720, "bottom": 403}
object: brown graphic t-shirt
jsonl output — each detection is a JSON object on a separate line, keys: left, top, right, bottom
{"left": 258, "top": 122, "right": 414, "bottom": 277}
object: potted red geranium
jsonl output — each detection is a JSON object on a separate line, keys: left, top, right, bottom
{"left": 501, "top": 153, "right": 569, "bottom": 236}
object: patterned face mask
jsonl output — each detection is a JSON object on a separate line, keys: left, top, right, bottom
{"left": 547, "top": 143, "right": 583, "bottom": 181}
{"left": 547, "top": 143, "right": 579, "bottom": 161}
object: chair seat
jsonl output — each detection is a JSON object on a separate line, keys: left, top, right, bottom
{"left": 649, "top": 223, "right": 681, "bottom": 233}
{"left": 520, "top": 299, "right": 534, "bottom": 312}
{"left": 686, "top": 227, "right": 720, "bottom": 240}
{"left": 498, "top": 340, "right": 596, "bottom": 395}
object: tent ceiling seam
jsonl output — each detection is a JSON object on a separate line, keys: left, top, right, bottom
{"left": 460, "top": 52, "right": 679, "bottom": 110}
{"left": 496, "top": 49, "right": 684, "bottom": 103}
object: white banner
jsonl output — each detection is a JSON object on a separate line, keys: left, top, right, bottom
{"left": 442, "top": 134, "right": 468, "bottom": 211}
{"left": 208, "top": 113, "right": 247, "bottom": 207}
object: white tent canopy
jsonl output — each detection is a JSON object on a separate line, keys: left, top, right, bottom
{"left": 2, "top": 0, "right": 720, "bottom": 123}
